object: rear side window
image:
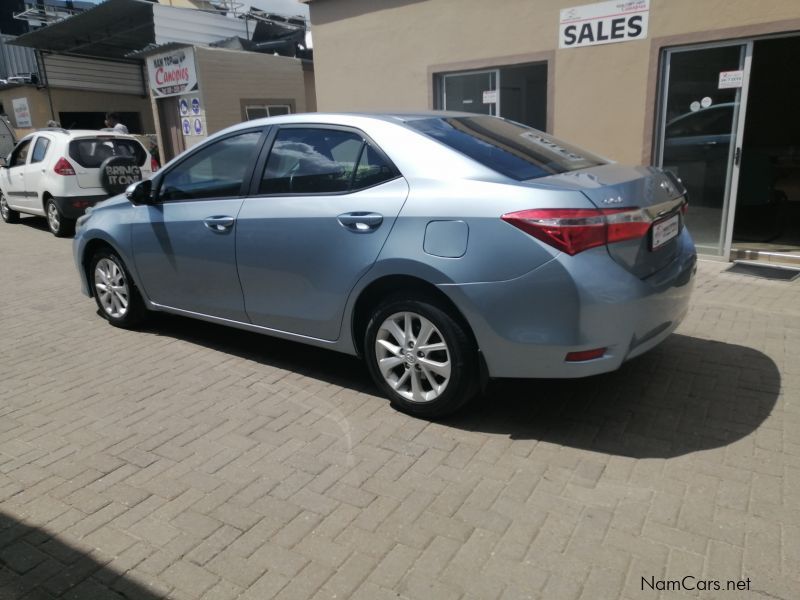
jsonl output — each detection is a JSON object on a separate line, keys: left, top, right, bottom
{"left": 405, "top": 116, "right": 606, "bottom": 181}
{"left": 260, "top": 128, "right": 396, "bottom": 194}
{"left": 31, "top": 137, "right": 50, "bottom": 164}
{"left": 68, "top": 138, "right": 146, "bottom": 168}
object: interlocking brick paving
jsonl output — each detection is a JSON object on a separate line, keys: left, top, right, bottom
{"left": 1, "top": 216, "right": 798, "bottom": 599}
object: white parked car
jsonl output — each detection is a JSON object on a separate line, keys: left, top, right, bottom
{"left": 0, "top": 129, "right": 156, "bottom": 236}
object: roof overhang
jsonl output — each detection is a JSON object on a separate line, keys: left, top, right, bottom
{"left": 10, "top": 0, "right": 156, "bottom": 60}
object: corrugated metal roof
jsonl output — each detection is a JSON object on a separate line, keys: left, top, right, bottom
{"left": 10, "top": 0, "right": 156, "bottom": 60}
{"left": 0, "top": 35, "right": 39, "bottom": 79}
{"left": 10, "top": 0, "right": 250, "bottom": 60}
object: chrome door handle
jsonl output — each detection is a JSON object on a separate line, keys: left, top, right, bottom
{"left": 337, "top": 212, "right": 383, "bottom": 232}
{"left": 203, "top": 216, "right": 235, "bottom": 232}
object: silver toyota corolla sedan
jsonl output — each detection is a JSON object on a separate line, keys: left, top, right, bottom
{"left": 73, "top": 112, "right": 696, "bottom": 418}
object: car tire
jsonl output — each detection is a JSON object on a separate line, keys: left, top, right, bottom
{"left": 0, "top": 192, "right": 20, "bottom": 223}
{"left": 45, "top": 197, "right": 74, "bottom": 237}
{"left": 89, "top": 248, "right": 147, "bottom": 328}
{"left": 364, "top": 295, "right": 479, "bottom": 418}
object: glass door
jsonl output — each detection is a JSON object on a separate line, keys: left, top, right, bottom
{"left": 442, "top": 70, "right": 499, "bottom": 116}
{"left": 656, "top": 42, "right": 752, "bottom": 256}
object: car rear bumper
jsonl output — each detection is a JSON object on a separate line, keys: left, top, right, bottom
{"left": 53, "top": 195, "right": 109, "bottom": 219}
{"left": 439, "top": 229, "right": 697, "bottom": 379}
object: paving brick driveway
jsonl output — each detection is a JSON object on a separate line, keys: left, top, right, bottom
{"left": 1, "top": 216, "right": 798, "bottom": 600}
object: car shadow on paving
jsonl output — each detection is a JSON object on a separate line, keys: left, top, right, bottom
{"left": 452, "top": 333, "right": 780, "bottom": 458}
{"left": 15, "top": 216, "right": 50, "bottom": 233}
{"left": 142, "top": 315, "right": 779, "bottom": 460}
{"left": 0, "top": 512, "right": 163, "bottom": 600}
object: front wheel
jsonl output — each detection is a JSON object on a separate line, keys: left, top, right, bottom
{"left": 46, "top": 197, "right": 74, "bottom": 237}
{"left": 0, "top": 193, "right": 20, "bottom": 223}
{"left": 90, "top": 249, "right": 147, "bottom": 328}
{"left": 364, "top": 296, "right": 479, "bottom": 418}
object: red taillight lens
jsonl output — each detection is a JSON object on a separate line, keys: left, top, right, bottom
{"left": 680, "top": 201, "right": 689, "bottom": 216}
{"left": 150, "top": 157, "right": 159, "bottom": 172}
{"left": 565, "top": 348, "right": 606, "bottom": 362}
{"left": 501, "top": 208, "right": 650, "bottom": 255}
{"left": 54, "top": 157, "right": 75, "bottom": 176}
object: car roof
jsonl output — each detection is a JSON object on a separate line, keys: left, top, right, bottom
{"left": 30, "top": 128, "right": 141, "bottom": 140}
{"left": 215, "top": 111, "right": 491, "bottom": 140}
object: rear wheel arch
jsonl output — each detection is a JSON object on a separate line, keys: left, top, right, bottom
{"left": 351, "top": 274, "right": 478, "bottom": 358}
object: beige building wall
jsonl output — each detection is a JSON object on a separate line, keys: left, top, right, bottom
{"left": 0, "top": 86, "right": 154, "bottom": 136}
{"left": 308, "top": 0, "right": 800, "bottom": 164}
{"left": 194, "top": 46, "right": 313, "bottom": 133}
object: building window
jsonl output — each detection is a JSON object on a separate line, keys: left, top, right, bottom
{"left": 245, "top": 104, "right": 292, "bottom": 120}
{"left": 435, "top": 62, "right": 548, "bottom": 131}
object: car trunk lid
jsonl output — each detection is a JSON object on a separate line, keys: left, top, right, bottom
{"left": 69, "top": 136, "right": 148, "bottom": 190}
{"left": 530, "top": 164, "right": 687, "bottom": 279}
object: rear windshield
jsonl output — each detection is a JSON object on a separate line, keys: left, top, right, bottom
{"left": 68, "top": 138, "right": 146, "bottom": 168}
{"left": 405, "top": 116, "right": 606, "bottom": 180}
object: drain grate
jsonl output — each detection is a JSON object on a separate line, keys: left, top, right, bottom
{"left": 726, "top": 262, "right": 800, "bottom": 281}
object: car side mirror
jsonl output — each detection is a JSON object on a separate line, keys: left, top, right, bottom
{"left": 0, "top": 157, "right": 7, "bottom": 168}
{"left": 125, "top": 179, "right": 153, "bottom": 205}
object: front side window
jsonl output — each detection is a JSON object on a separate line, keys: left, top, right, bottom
{"left": 260, "top": 128, "right": 365, "bottom": 195}
{"left": 405, "top": 115, "right": 606, "bottom": 181}
{"left": 159, "top": 131, "right": 262, "bottom": 201}
{"left": 31, "top": 137, "right": 50, "bottom": 164}
{"left": 10, "top": 139, "right": 32, "bottom": 167}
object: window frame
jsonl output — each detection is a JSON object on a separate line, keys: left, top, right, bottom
{"left": 248, "top": 124, "right": 401, "bottom": 198}
{"left": 153, "top": 126, "right": 269, "bottom": 204}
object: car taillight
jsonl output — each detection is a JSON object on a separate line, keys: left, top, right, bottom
{"left": 681, "top": 201, "right": 689, "bottom": 216}
{"left": 54, "top": 157, "right": 75, "bottom": 176}
{"left": 501, "top": 208, "right": 651, "bottom": 256}
{"left": 150, "top": 157, "right": 159, "bottom": 172}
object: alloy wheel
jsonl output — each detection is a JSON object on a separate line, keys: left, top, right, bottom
{"left": 374, "top": 311, "right": 451, "bottom": 403}
{"left": 0, "top": 196, "right": 8, "bottom": 221}
{"left": 94, "top": 258, "right": 130, "bottom": 319}
{"left": 47, "top": 201, "right": 60, "bottom": 233}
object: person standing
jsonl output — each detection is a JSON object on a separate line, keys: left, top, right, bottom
{"left": 104, "top": 112, "right": 129, "bottom": 134}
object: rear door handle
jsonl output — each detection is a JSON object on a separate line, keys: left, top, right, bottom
{"left": 203, "top": 215, "right": 235, "bottom": 233}
{"left": 337, "top": 212, "right": 383, "bottom": 232}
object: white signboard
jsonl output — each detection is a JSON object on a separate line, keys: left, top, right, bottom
{"left": 482, "top": 90, "right": 498, "bottom": 104}
{"left": 560, "top": 0, "right": 649, "bottom": 49}
{"left": 147, "top": 47, "right": 199, "bottom": 98}
{"left": 12, "top": 98, "right": 32, "bottom": 128}
{"left": 718, "top": 70, "right": 744, "bottom": 89}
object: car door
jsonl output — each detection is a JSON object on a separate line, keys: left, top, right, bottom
{"left": 236, "top": 125, "right": 409, "bottom": 340}
{"left": 23, "top": 135, "right": 52, "bottom": 210}
{"left": 131, "top": 128, "right": 266, "bottom": 321}
{"left": 1, "top": 138, "right": 32, "bottom": 210}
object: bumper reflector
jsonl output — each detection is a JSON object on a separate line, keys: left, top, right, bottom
{"left": 565, "top": 348, "right": 606, "bottom": 362}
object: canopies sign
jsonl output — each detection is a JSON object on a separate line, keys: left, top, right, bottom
{"left": 560, "top": 0, "right": 649, "bottom": 49}
{"left": 146, "top": 48, "right": 199, "bottom": 97}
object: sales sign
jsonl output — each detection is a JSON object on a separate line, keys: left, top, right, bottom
{"left": 559, "top": 0, "right": 649, "bottom": 49}
{"left": 147, "top": 47, "right": 198, "bottom": 98}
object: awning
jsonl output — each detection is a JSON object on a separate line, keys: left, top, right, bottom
{"left": 10, "top": 0, "right": 156, "bottom": 60}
